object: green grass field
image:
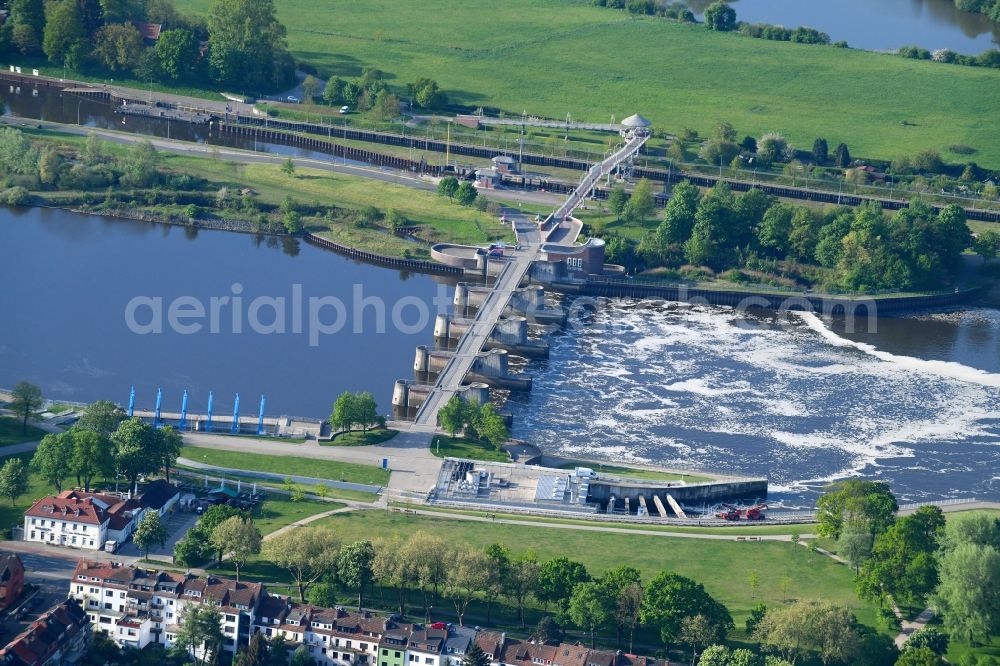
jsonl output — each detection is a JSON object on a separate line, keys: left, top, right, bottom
{"left": 165, "top": 157, "right": 512, "bottom": 246}
{"left": 311, "top": 509, "right": 877, "bottom": 632}
{"left": 430, "top": 436, "right": 510, "bottom": 462}
{"left": 0, "top": 417, "right": 47, "bottom": 447}
{"left": 252, "top": 496, "right": 343, "bottom": 535}
{"left": 179, "top": 446, "right": 390, "bottom": 486}
{"left": 0, "top": 454, "right": 55, "bottom": 535}
{"left": 324, "top": 428, "right": 399, "bottom": 447}
{"left": 174, "top": 0, "right": 1000, "bottom": 167}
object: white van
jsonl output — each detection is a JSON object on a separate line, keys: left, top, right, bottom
{"left": 104, "top": 540, "right": 118, "bottom": 553}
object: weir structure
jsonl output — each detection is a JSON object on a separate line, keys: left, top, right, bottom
{"left": 393, "top": 126, "right": 651, "bottom": 431}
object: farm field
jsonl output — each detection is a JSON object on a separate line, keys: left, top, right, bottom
{"left": 175, "top": 0, "right": 1000, "bottom": 167}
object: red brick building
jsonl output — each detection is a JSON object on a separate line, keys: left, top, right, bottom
{"left": 0, "top": 553, "right": 24, "bottom": 611}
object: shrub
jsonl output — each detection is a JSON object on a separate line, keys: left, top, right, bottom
{"left": 4, "top": 186, "right": 29, "bottom": 205}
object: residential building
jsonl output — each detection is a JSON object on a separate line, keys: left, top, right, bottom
{"left": 69, "top": 560, "right": 264, "bottom": 657}
{"left": 23, "top": 481, "right": 179, "bottom": 551}
{"left": 0, "top": 598, "right": 90, "bottom": 665}
{"left": 139, "top": 479, "right": 180, "bottom": 518}
{"left": 68, "top": 563, "right": 670, "bottom": 666}
{"left": 0, "top": 553, "right": 25, "bottom": 611}
{"left": 23, "top": 491, "right": 140, "bottom": 550}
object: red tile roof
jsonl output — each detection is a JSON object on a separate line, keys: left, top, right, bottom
{"left": 0, "top": 598, "right": 88, "bottom": 665}
{"left": 132, "top": 21, "right": 162, "bottom": 41}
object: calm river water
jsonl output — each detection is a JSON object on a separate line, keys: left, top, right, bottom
{"left": 687, "top": 0, "right": 1000, "bottom": 53}
{"left": 0, "top": 208, "right": 451, "bottom": 419}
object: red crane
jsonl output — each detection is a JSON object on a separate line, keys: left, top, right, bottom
{"left": 741, "top": 503, "right": 769, "bottom": 521}
{"left": 715, "top": 503, "right": 741, "bottom": 521}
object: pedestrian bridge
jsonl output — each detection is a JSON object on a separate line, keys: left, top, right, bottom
{"left": 399, "top": 128, "right": 650, "bottom": 432}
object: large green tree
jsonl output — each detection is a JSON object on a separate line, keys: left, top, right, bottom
{"left": 8, "top": 381, "right": 43, "bottom": 434}
{"left": 93, "top": 23, "right": 144, "bottom": 72}
{"left": 858, "top": 506, "right": 944, "bottom": 609}
{"left": 537, "top": 557, "right": 590, "bottom": 612}
{"left": 210, "top": 516, "right": 262, "bottom": 581}
{"left": 625, "top": 178, "right": 656, "bottom": 224}
{"left": 110, "top": 418, "right": 163, "bottom": 491}
{"left": 338, "top": 539, "right": 376, "bottom": 610}
{"left": 263, "top": 526, "right": 340, "bottom": 602}
{"left": 815, "top": 479, "right": 898, "bottom": 539}
{"left": 504, "top": 552, "right": 541, "bottom": 628}
{"left": 31, "top": 432, "right": 73, "bottom": 492}
{"left": 174, "top": 605, "right": 225, "bottom": 666}
{"left": 655, "top": 180, "right": 701, "bottom": 246}
{"left": 703, "top": 2, "right": 737, "bottom": 31}
{"left": 42, "top": 0, "right": 85, "bottom": 66}
{"left": 443, "top": 544, "right": 490, "bottom": 626}
{"left": 0, "top": 458, "right": 29, "bottom": 506}
{"left": 10, "top": 0, "right": 46, "bottom": 55}
{"left": 641, "top": 571, "right": 733, "bottom": 648}
{"left": 133, "top": 511, "right": 168, "bottom": 559}
{"left": 599, "top": 565, "right": 643, "bottom": 649}
{"left": 156, "top": 28, "right": 201, "bottom": 81}
{"left": 207, "top": 0, "right": 293, "bottom": 91}
{"left": 568, "top": 581, "right": 612, "bottom": 647}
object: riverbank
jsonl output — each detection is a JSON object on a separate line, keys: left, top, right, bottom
{"left": 169, "top": 0, "right": 1000, "bottom": 168}
{"left": 6, "top": 122, "right": 997, "bottom": 304}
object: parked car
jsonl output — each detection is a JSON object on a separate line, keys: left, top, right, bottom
{"left": 286, "top": 95, "right": 300, "bottom": 103}
{"left": 340, "top": 105, "right": 350, "bottom": 114}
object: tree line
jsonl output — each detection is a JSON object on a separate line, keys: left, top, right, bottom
{"left": 602, "top": 178, "right": 977, "bottom": 293}
{"left": 212, "top": 524, "right": 735, "bottom": 657}
{"left": 0, "top": 397, "right": 184, "bottom": 506}
{"left": 1, "top": 0, "right": 294, "bottom": 93}
{"left": 817, "top": 480, "right": 1000, "bottom": 664}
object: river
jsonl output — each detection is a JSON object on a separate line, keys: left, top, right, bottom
{"left": 506, "top": 297, "right": 1000, "bottom": 506}
{"left": 687, "top": 0, "right": 1000, "bottom": 53}
{"left": 0, "top": 208, "right": 451, "bottom": 419}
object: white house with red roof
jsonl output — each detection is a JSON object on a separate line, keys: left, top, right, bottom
{"left": 22, "top": 491, "right": 142, "bottom": 550}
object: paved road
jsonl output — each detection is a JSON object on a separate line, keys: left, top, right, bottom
{"left": 180, "top": 430, "right": 442, "bottom": 498}
{"left": 1, "top": 115, "right": 567, "bottom": 211}
{"left": 384, "top": 506, "right": 818, "bottom": 541}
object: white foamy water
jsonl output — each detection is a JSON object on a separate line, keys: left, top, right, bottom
{"left": 798, "top": 312, "right": 1000, "bottom": 388}
{"left": 508, "top": 300, "right": 1000, "bottom": 504}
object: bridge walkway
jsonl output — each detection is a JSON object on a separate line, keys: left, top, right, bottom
{"left": 408, "top": 133, "right": 649, "bottom": 431}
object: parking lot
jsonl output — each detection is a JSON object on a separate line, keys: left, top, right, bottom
{"left": 116, "top": 510, "right": 201, "bottom": 560}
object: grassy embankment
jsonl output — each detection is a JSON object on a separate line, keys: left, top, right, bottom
{"left": 179, "top": 446, "right": 390, "bottom": 486}
{"left": 278, "top": 510, "right": 877, "bottom": 644}
{"left": 174, "top": 0, "right": 1000, "bottom": 168}
{"left": 324, "top": 428, "right": 398, "bottom": 447}
{"left": 0, "top": 417, "right": 47, "bottom": 447}
{"left": 430, "top": 435, "right": 510, "bottom": 462}
{"left": 15, "top": 128, "right": 512, "bottom": 257}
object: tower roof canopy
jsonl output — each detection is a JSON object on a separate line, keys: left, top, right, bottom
{"left": 621, "top": 113, "right": 652, "bottom": 128}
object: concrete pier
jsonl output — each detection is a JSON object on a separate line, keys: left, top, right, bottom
{"left": 435, "top": 313, "right": 549, "bottom": 358}
{"left": 406, "top": 132, "right": 650, "bottom": 431}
